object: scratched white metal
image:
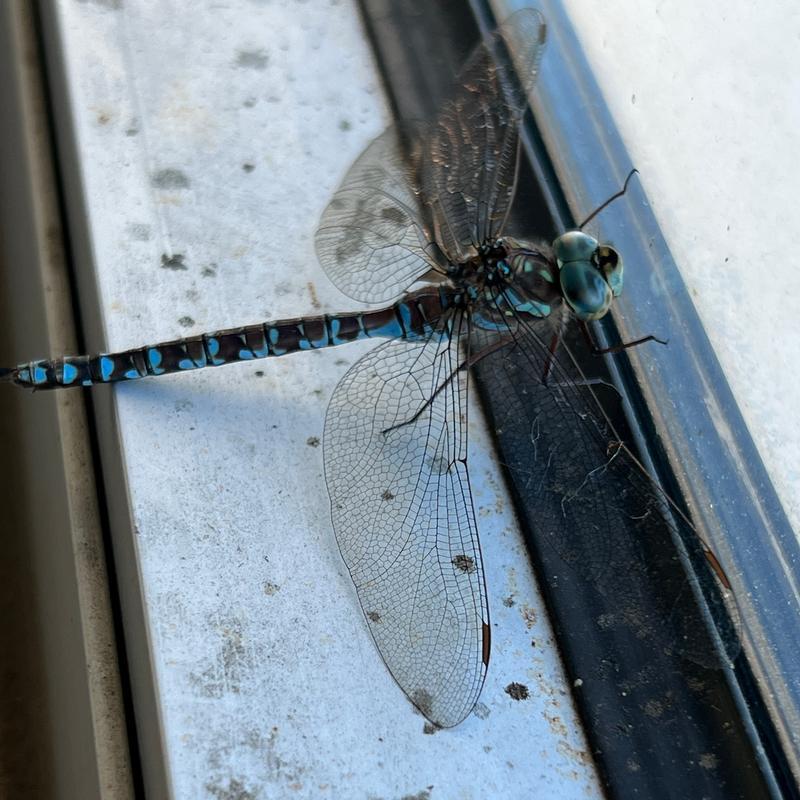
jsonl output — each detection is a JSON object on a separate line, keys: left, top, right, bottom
{"left": 53, "top": 1, "right": 601, "bottom": 797}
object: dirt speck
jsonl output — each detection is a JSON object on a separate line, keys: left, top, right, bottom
{"left": 505, "top": 682, "right": 529, "bottom": 701}
{"left": 452, "top": 554, "right": 476, "bottom": 573}
{"left": 367, "top": 611, "right": 381, "bottom": 623}
{"left": 520, "top": 604, "right": 537, "bottom": 629}
{"left": 127, "top": 223, "right": 150, "bottom": 241}
{"left": 206, "top": 777, "right": 258, "bottom": 800}
{"left": 263, "top": 582, "right": 280, "bottom": 596}
{"left": 242, "top": 162, "right": 255, "bottom": 173}
{"left": 643, "top": 699, "right": 664, "bottom": 718}
{"left": 178, "top": 316, "right": 195, "bottom": 328}
{"left": 422, "top": 723, "right": 437, "bottom": 735}
{"left": 699, "top": 752, "right": 718, "bottom": 770}
{"left": 306, "top": 436, "right": 320, "bottom": 448}
{"left": 151, "top": 168, "right": 190, "bottom": 189}
{"left": 161, "top": 253, "right": 187, "bottom": 271}
{"left": 401, "top": 789, "right": 432, "bottom": 800}
{"left": 544, "top": 713, "right": 568, "bottom": 737}
{"left": 556, "top": 738, "right": 591, "bottom": 766}
{"left": 596, "top": 612, "right": 615, "bottom": 630}
{"left": 236, "top": 49, "right": 269, "bottom": 70}
{"left": 306, "top": 281, "right": 322, "bottom": 309}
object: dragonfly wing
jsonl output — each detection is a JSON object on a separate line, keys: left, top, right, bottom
{"left": 473, "top": 294, "right": 740, "bottom": 666}
{"left": 415, "top": 9, "right": 547, "bottom": 263}
{"left": 324, "top": 312, "right": 489, "bottom": 727}
{"left": 315, "top": 125, "right": 444, "bottom": 304}
{"left": 316, "top": 11, "right": 546, "bottom": 301}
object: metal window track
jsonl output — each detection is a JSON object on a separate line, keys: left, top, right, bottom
{"left": 359, "top": 0, "right": 800, "bottom": 797}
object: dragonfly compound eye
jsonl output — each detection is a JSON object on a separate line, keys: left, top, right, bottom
{"left": 560, "top": 261, "right": 613, "bottom": 321}
{"left": 553, "top": 230, "right": 598, "bottom": 267}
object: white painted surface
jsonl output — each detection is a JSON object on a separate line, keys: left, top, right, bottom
{"left": 54, "top": 1, "right": 601, "bottom": 797}
{"left": 562, "top": 0, "right": 800, "bottom": 534}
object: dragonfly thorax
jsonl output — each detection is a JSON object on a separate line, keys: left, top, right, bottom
{"left": 552, "top": 231, "right": 624, "bottom": 321}
{"left": 448, "top": 240, "right": 514, "bottom": 293}
{"left": 497, "top": 241, "right": 559, "bottom": 319}
{"left": 460, "top": 239, "right": 561, "bottom": 327}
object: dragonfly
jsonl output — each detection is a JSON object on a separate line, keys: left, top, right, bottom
{"left": 0, "top": 9, "right": 737, "bottom": 728}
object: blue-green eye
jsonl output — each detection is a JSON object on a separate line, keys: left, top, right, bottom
{"left": 553, "top": 231, "right": 598, "bottom": 266}
{"left": 560, "top": 261, "right": 612, "bottom": 320}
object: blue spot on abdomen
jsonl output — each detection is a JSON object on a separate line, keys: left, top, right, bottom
{"left": 99, "top": 356, "right": 115, "bottom": 381}
{"left": 369, "top": 318, "right": 403, "bottom": 339}
{"left": 33, "top": 363, "right": 48, "bottom": 385}
{"left": 62, "top": 362, "right": 79, "bottom": 384}
{"left": 205, "top": 337, "right": 224, "bottom": 365}
{"left": 147, "top": 348, "right": 165, "bottom": 374}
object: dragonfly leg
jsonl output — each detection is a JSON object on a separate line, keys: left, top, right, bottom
{"left": 541, "top": 331, "right": 561, "bottom": 385}
{"left": 382, "top": 335, "right": 514, "bottom": 435}
{"left": 580, "top": 321, "right": 667, "bottom": 356}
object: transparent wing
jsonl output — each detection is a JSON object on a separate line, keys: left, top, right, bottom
{"left": 474, "top": 289, "right": 740, "bottom": 667}
{"left": 315, "top": 10, "right": 547, "bottom": 301}
{"left": 324, "top": 311, "right": 489, "bottom": 727}
{"left": 416, "top": 9, "right": 547, "bottom": 263}
{"left": 315, "top": 125, "right": 444, "bottom": 303}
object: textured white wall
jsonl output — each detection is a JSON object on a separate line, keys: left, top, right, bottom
{"left": 562, "top": 0, "right": 800, "bottom": 534}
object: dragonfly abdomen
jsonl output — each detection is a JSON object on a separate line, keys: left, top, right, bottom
{"left": 4, "top": 288, "right": 451, "bottom": 390}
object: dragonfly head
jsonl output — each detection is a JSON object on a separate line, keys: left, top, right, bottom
{"left": 553, "top": 231, "right": 624, "bottom": 321}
